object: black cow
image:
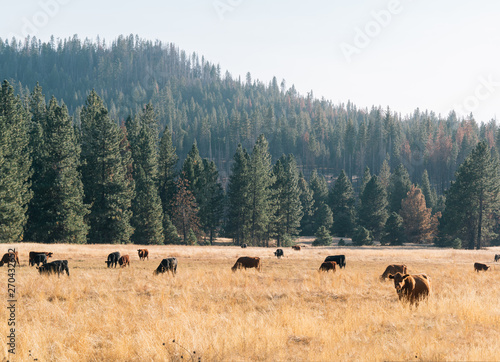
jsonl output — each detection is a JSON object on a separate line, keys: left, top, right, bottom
{"left": 153, "top": 258, "right": 178, "bottom": 276}
{"left": 324, "top": 255, "right": 346, "bottom": 269}
{"left": 32, "top": 253, "right": 47, "bottom": 267}
{"left": 495, "top": 254, "right": 500, "bottom": 262}
{"left": 106, "top": 252, "right": 121, "bottom": 268}
{"left": 274, "top": 249, "right": 284, "bottom": 259}
{"left": 241, "top": 243, "right": 247, "bottom": 248}
{"left": 38, "top": 260, "right": 69, "bottom": 277}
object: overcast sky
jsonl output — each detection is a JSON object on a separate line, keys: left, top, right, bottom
{"left": 2, "top": 0, "right": 500, "bottom": 122}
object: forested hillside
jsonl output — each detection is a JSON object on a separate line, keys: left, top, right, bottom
{"left": 2, "top": 35, "right": 498, "bottom": 190}
{"left": 1, "top": 35, "right": 499, "bottom": 249}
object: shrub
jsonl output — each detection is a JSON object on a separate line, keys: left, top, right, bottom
{"left": 352, "top": 226, "right": 373, "bottom": 246}
{"left": 313, "top": 226, "right": 332, "bottom": 246}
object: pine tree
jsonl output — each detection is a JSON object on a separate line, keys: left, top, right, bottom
{"left": 378, "top": 159, "right": 391, "bottom": 192}
{"left": 310, "top": 169, "right": 328, "bottom": 205}
{"left": 171, "top": 176, "right": 201, "bottom": 243}
{"left": 312, "top": 226, "right": 332, "bottom": 246}
{"left": 329, "top": 170, "right": 356, "bottom": 237}
{"left": 198, "top": 159, "right": 224, "bottom": 244}
{"left": 247, "top": 134, "right": 275, "bottom": 245}
{"left": 358, "top": 175, "right": 388, "bottom": 239}
{"left": 441, "top": 141, "right": 500, "bottom": 249}
{"left": 388, "top": 163, "right": 411, "bottom": 213}
{"left": 37, "top": 98, "right": 89, "bottom": 243}
{"left": 0, "top": 80, "right": 32, "bottom": 243}
{"left": 158, "top": 125, "right": 178, "bottom": 217}
{"left": 382, "top": 212, "right": 405, "bottom": 245}
{"left": 298, "top": 172, "right": 315, "bottom": 236}
{"left": 272, "top": 154, "right": 303, "bottom": 246}
{"left": 400, "top": 185, "right": 438, "bottom": 243}
{"left": 163, "top": 214, "right": 181, "bottom": 244}
{"left": 420, "top": 170, "right": 436, "bottom": 210}
{"left": 182, "top": 141, "right": 204, "bottom": 195}
{"left": 80, "top": 90, "right": 134, "bottom": 244}
{"left": 359, "top": 166, "right": 371, "bottom": 195}
{"left": 129, "top": 103, "right": 164, "bottom": 244}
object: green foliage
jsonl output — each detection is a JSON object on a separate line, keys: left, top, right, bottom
{"left": 451, "top": 238, "right": 462, "bottom": 249}
{"left": 187, "top": 228, "right": 198, "bottom": 246}
{"left": 338, "top": 238, "right": 345, "bottom": 246}
{"left": 280, "top": 234, "right": 295, "bottom": 247}
{"left": 272, "top": 154, "right": 303, "bottom": 246}
{"left": 171, "top": 176, "right": 201, "bottom": 244}
{"left": 158, "top": 125, "right": 178, "bottom": 217}
{"left": 163, "top": 214, "right": 182, "bottom": 245}
{"left": 441, "top": 141, "right": 500, "bottom": 249}
{"left": 358, "top": 175, "right": 388, "bottom": 239}
{"left": 382, "top": 212, "right": 405, "bottom": 246}
{"left": 298, "top": 173, "right": 315, "bottom": 236}
{"left": 352, "top": 226, "right": 373, "bottom": 246}
{"left": 420, "top": 170, "right": 436, "bottom": 210}
{"left": 0, "top": 80, "right": 32, "bottom": 242}
{"left": 80, "top": 90, "right": 133, "bottom": 244}
{"left": 198, "top": 159, "right": 224, "bottom": 244}
{"left": 388, "top": 164, "right": 411, "bottom": 213}
{"left": 313, "top": 226, "right": 332, "bottom": 246}
{"left": 329, "top": 170, "right": 356, "bottom": 237}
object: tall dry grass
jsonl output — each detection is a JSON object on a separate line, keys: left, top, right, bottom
{"left": 1, "top": 242, "right": 500, "bottom": 361}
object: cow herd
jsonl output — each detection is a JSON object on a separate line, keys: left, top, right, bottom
{"left": 0, "top": 248, "right": 498, "bottom": 306}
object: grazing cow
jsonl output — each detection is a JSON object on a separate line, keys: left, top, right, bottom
{"left": 324, "top": 255, "right": 346, "bottom": 269}
{"left": 495, "top": 254, "right": 500, "bottom": 262}
{"left": 389, "top": 272, "right": 431, "bottom": 307}
{"left": 31, "top": 253, "right": 48, "bottom": 267}
{"left": 231, "top": 257, "right": 261, "bottom": 272}
{"left": 137, "top": 249, "right": 149, "bottom": 261}
{"left": 105, "top": 252, "right": 121, "bottom": 268}
{"left": 29, "top": 251, "right": 53, "bottom": 266}
{"left": 0, "top": 252, "right": 20, "bottom": 267}
{"left": 153, "top": 258, "right": 178, "bottom": 276}
{"left": 274, "top": 249, "right": 284, "bottom": 259}
{"left": 118, "top": 255, "right": 130, "bottom": 268}
{"left": 241, "top": 243, "right": 247, "bottom": 248}
{"left": 292, "top": 245, "right": 301, "bottom": 251}
{"left": 474, "top": 262, "right": 490, "bottom": 272}
{"left": 38, "top": 260, "right": 69, "bottom": 277}
{"left": 380, "top": 264, "right": 407, "bottom": 280}
{"left": 319, "top": 261, "right": 337, "bottom": 272}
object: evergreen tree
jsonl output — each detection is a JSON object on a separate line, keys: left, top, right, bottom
{"left": 247, "top": 134, "right": 275, "bottom": 245}
{"left": 35, "top": 98, "right": 89, "bottom": 243}
{"left": 312, "top": 225, "right": 332, "bottom": 246}
{"left": 329, "top": 170, "right": 356, "bottom": 237}
{"left": 80, "top": 90, "right": 134, "bottom": 244}
{"left": 25, "top": 84, "right": 48, "bottom": 242}
{"left": 158, "top": 124, "right": 178, "bottom": 217}
{"left": 388, "top": 163, "right": 411, "bottom": 213}
{"left": 441, "top": 141, "right": 500, "bottom": 249}
{"left": 182, "top": 141, "right": 204, "bottom": 195}
{"left": 358, "top": 175, "right": 388, "bottom": 239}
{"left": 420, "top": 170, "right": 436, "bottom": 210}
{"left": 298, "top": 172, "right": 315, "bottom": 236}
{"left": 129, "top": 103, "right": 164, "bottom": 244}
{"left": 382, "top": 212, "right": 405, "bottom": 245}
{"left": 315, "top": 202, "right": 334, "bottom": 231}
{"left": 171, "top": 176, "right": 201, "bottom": 243}
{"left": 378, "top": 159, "right": 391, "bottom": 192}
{"left": 352, "top": 226, "right": 373, "bottom": 246}
{"left": 0, "top": 80, "right": 32, "bottom": 243}
{"left": 272, "top": 154, "right": 303, "bottom": 246}
{"left": 310, "top": 169, "right": 329, "bottom": 206}
{"left": 226, "top": 144, "right": 250, "bottom": 245}
{"left": 163, "top": 214, "right": 181, "bottom": 244}
{"left": 198, "top": 159, "right": 224, "bottom": 244}
{"left": 359, "top": 166, "right": 371, "bottom": 195}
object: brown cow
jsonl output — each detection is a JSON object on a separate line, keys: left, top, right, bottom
{"left": 380, "top": 264, "right": 407, "bottom": 280}
{"left": 29, "top": 251, "right": 53, "bottom": 266}
{"left": 118, "top": 255, "right": 130, "bottom": 268}
{"left": 231, "top": 257, "right": 261, "bottom": 272}
{"left": 137, "top": 249, "right": 149, "bottom": 261}
{"left": 389, "top": 273, "right": 431, "bottom": 307}
{"left": 474, "top": 262, "right": 490, "bottom": 272}
{"left": 292, "top": 245, "right": 301, "bottom": 251}
{"left": 0, "top": 252, "right": 20, "bottom": 267}
{"left": 319, "top": 261, "right": 336, "bottom": 272}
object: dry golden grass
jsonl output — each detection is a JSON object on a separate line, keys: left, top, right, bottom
{"left": 1, "top": 242, "right": 500, "bottom": 361}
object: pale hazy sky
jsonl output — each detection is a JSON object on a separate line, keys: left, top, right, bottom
{"left": 2, "top": 0, "right": 500, "bottom": 122}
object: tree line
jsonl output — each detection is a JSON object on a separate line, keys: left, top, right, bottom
{"left": 0, "top": 80, "right": 498, "bottom": 249}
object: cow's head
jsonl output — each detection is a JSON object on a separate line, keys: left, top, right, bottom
{"left": 47, "top": 252, "right": 53, "bottom": 258}
{"left": 388, "top": 273, "right": 415, "bottom": 294}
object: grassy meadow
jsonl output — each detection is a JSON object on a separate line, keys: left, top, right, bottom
{"left": 1, "top": 241, "right": 500, "bottom": 361}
